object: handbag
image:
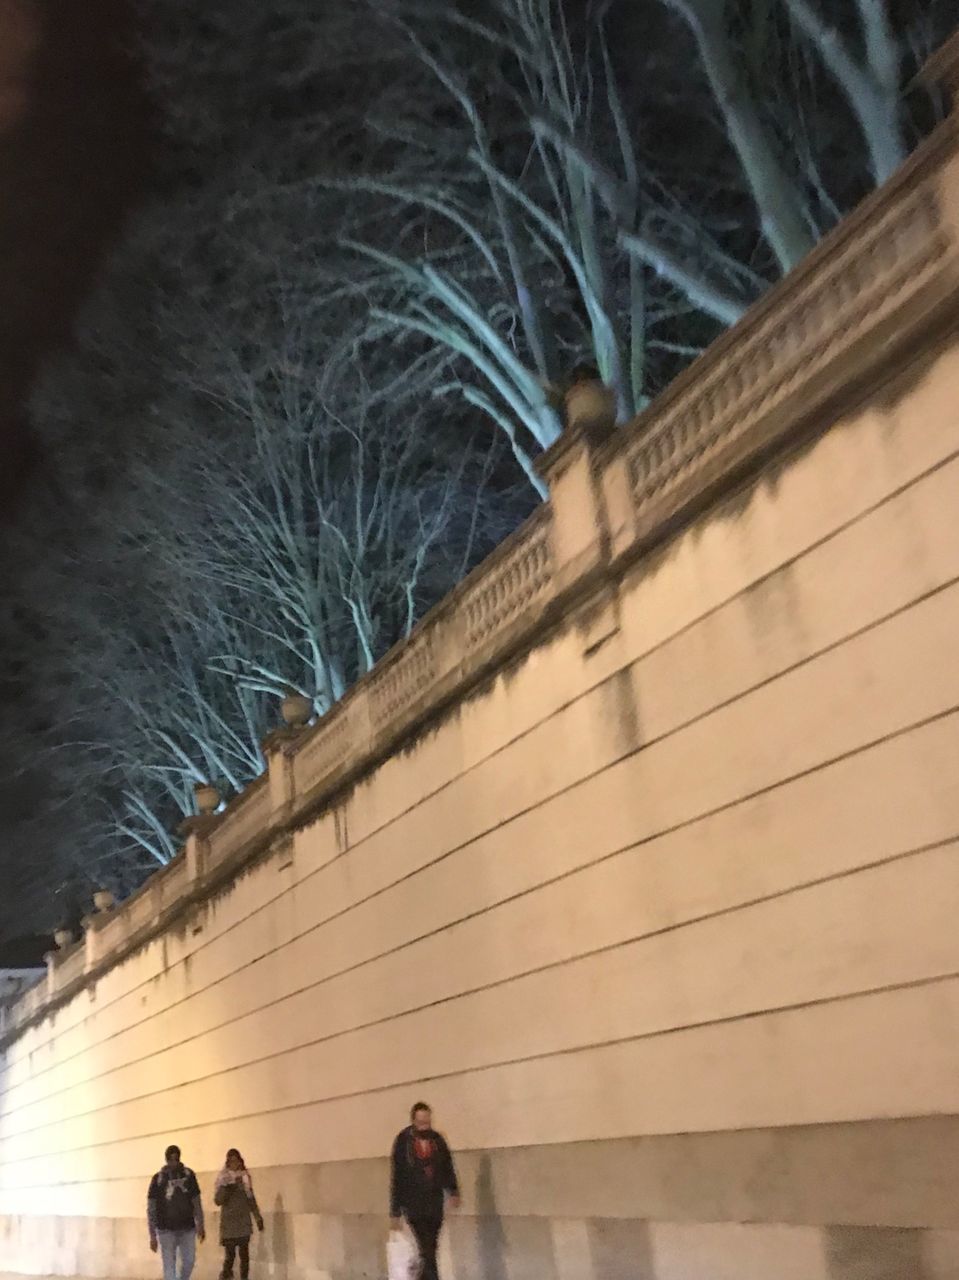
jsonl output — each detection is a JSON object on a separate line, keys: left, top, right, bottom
{"left": 387, "top": 1227, "right": 419, "bottom": 1280}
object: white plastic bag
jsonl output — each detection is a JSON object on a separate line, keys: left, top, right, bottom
{"left": 387, "top": 1228, "right": 419, "bottom": 1280}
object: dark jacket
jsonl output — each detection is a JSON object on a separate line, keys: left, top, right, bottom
{"left": 390, "top": 1127, "right": 459, "bottom": 1220}
{"left": 147, "top": 1165, "right": 204, "bottom": 1236}
{"left": 214, "top": 1170, "right": 263, "bottom": 1244}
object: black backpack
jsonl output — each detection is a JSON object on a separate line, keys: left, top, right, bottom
{"left": 156, "top": 1167, "right": 196, "bottom": 1230}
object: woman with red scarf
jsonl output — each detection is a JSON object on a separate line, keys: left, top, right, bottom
{"left": 214, "top": 1149, "right": 263, "bottom": 1280}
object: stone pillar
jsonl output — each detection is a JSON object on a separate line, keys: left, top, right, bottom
{"left": 82, "top": 916, "right": 98, "bottom": 973}
{"left": 598, "top": 444, "right": 641, "bottom": 564}
{"left": 264, "top": 729, "right": 297, "bottom": 821}
{"left": 536, "top": 382, "right": 622, "bottom": 655}
{"left": 177, "top": 817, "right": 215, "bottom": 886}
{"left": 349, "top": 685, "right": 376, "bottom": 760}
{"left": 44, "top": 951, "right": 57, "bottom": 997}
{"left": 535, "top": 383, "right": 616, "bottom": 598}
{"left": 924, "top": 31, "right": 959, "bottom": 254}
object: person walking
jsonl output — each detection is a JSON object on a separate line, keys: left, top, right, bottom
{"left": 148, "top": 1144, "right": 205, "bottom": 1280}
{"left": 214, "top": 1148, "right": 264, "bottom": 1280}
{"left": 389, "top": 1102, "right": 460, "bottom": 1280}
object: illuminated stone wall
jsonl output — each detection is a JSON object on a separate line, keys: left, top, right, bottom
{"left": 3, "top": 35, "right": 959, "bottom": 1280}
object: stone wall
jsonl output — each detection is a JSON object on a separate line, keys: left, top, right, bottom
{"left": 4, "top": 34, "right": 959, "bottom": 1280}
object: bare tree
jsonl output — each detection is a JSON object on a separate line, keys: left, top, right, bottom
{"left": 140, "top": 307, "right": 512, "bottom": 710}
{"left": 11, "top": 202, "right": 518, "bottom": 881}
{"left": 323, "top": 0, "right": 657, "bottom": 484}
{"left": 316, "top": 0, "right": 947, "bottom": 491}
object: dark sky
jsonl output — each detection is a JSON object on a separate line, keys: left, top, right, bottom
{"left": 0, "top": 0, "right": 152, "bottom": 517}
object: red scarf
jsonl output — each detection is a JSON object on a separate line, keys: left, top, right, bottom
{"left": 412, "top": 1134, "right": 437, "bottom": 1183}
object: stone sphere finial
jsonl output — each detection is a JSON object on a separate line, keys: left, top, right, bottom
{"left": 93, "top": 889, "right": 115, "bottom": 913}
{"left": 280, "top": 690, "right": 313, "bottom": 728}
{"left": 563, "top": 365, "right": 615, "bottom": 436}
{"left": 193, "top": 781, "right": 220, "bottom": 815}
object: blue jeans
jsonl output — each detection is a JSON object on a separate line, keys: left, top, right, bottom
{"left": 158, "top": 1229, "right": 197, "bottom": 1280}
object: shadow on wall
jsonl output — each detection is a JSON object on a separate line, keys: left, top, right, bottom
{"left": 270, "top": 1194, "right": 293, "bottom": 1280}
{"left": 476, "top": 1154, "right": 507, "bottom": 1280}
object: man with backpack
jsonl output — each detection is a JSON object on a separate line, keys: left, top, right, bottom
{"left": 148, "top": 1144, "right": 206, "bottom": 1280}
{"left": 389, "top": 1102, "right": 460, "bottom": 1280}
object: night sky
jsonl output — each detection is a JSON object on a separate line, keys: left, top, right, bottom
{"left": 0, "top": 0, "right": 150, "bottom": 951}
{"left": 0, "top": 0, "right": 151, "bottom": 516}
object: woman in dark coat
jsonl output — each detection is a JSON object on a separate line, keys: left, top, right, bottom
{"left": 214, "top": 1149, "right": 264, "bottom": 1280}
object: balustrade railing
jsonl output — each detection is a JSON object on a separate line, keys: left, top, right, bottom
{"left": 292, "top": 702, "right": 353, "bottom": 799}
{"left": 460, "top": 507, "right": 554, "bottom": 654}
{"left": 207, "top": 777, "right": 271, "bottom": 871}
